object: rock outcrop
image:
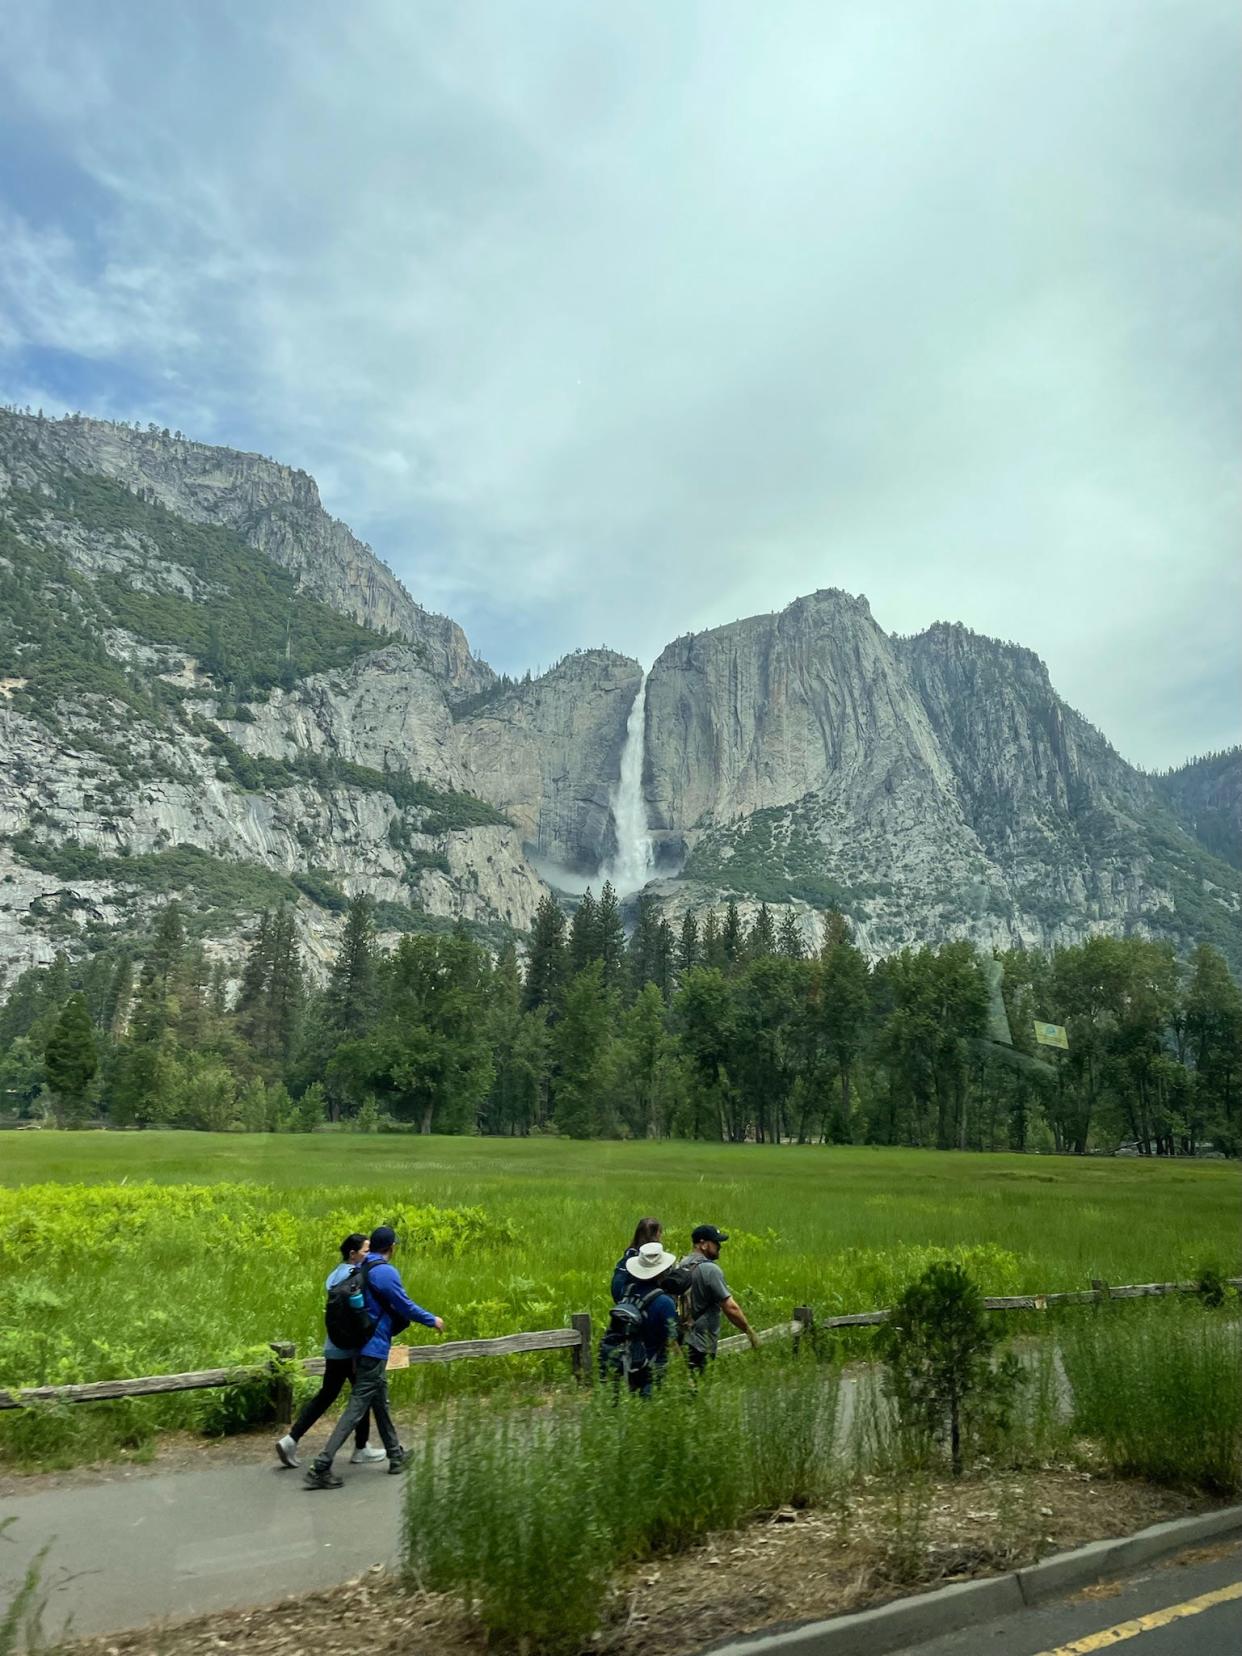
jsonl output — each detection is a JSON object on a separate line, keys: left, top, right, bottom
{"left": 454, "top": 650, "right": 642, "bottom": 873}
{"left": 0, "top": 413, "right": 491, "bottom": 697}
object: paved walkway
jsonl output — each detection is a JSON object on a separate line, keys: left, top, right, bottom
{"left": 1, "top": 1454, "right": 404, "bottom": 1641}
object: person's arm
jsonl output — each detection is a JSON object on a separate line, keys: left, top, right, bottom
{"left": 374, "top": 1265, "right": 444, "bottom": 1334}
{"left": 721, "top": 1295, "right": 761, "bottom": 1350}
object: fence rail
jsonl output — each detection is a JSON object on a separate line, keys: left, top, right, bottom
{"left": 1, "top": 1275, "right": 1236, "bottom": 1411}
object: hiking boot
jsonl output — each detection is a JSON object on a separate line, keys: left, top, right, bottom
{"left": 387, "top": 1447, "right": 409, "bottom": 1474}
{"left": 275, "top": 1434, "right": 299, "bottom": 1469}
{"left": 349, "top": 1445, "right": 387, "bottom": 1464}
{"left": 303, "top": 1464, "right": 344, "bottom": 1490}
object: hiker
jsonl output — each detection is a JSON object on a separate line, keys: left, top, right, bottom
{"left": 599, "top": 1240, "right": 680, "bottom": 1397}
{"left": 303, "top": 1224, "right": 444, "bottom": 1490}
{"left": 677, "top": 1224, "right": 760, "bottom": 1373}
{"left": 275, "top": 1232, "right": 384, "bottom": 1469}
{"left": 611, "top": 1216, "right": 664, "bottom": 1301}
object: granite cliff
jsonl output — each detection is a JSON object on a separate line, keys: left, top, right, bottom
{"left": 1, "top": 408, "right": 1237, "bottom": 978}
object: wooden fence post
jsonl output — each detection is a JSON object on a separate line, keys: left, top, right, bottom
{"left": 792, "top": 1305, "right": 814, "bottom": 1354}
{"left": 570, "top": 1313, "right": 593, "bottom": 1385}
{"left": 269, "top": 1341, "right": 296, "bottom": 1424}
{"left": 1090, "top": 1279, "right": 1111, "bottom": 1305}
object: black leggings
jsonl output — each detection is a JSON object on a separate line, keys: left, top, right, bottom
{"left": 289, "top": 1356, "right": 371, "bottom": 1448}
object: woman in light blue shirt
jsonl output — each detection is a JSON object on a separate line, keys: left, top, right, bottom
{"left": 274, "top": 1233, "right": 383, "bottom": 1470}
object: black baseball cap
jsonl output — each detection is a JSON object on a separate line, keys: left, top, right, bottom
{"left": 692, "top": 1224, "right": 729, "bottom": 1245}
{"left": 369, "top": 1225, "right": 398, "bottom": 1252}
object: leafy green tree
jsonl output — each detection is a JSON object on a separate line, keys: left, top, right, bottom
{"left": 0, "top": 1036, "right": 43, "bottom": 1119}
{"left": 358, "top": 933, "right": 494, "bottom": 1133}
{"left": 295, "top": 1081, "right": 327, "bottom": 1133}
{"left": 674, "top": 966, "right": 736, "bottom": 1140}
{"left": 44, "top": 992, "right": 97, "bottom": 1126}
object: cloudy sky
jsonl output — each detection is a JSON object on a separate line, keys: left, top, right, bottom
{"left": 1, "top": 0, "right": 1238, "bottom": 769}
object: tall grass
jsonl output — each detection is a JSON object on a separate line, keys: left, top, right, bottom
{"left": 404, "top": 1352, "right": 839, "bottom": 1652}
{"left": 1061, "top": 1301, "right": 1242, "bottom": 1493}
{"left": 1, "top": 1134, "right": 1236, "bottom": 1467}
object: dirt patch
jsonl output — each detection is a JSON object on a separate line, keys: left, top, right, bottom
{"left": 52, "top": 1468, "right": 1218, "bottom": 1656}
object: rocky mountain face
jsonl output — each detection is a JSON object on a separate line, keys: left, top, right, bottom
{"left": 642, "top": 594, "right": 1240, "bottom": 965}
{"left": 0, "top": 413, "right": 491, "bottom": 697}
{"left": 0, "top": 413, "right": 541, "bottom": 977}
{"left": 1, "top": 408, "right": 1238, "bottom": 978}
{"left": 1155, "top": 749, "right": 1242, "bottom": 873}
{"left": 454, "top": 651, "right": 642, "bottom": 873}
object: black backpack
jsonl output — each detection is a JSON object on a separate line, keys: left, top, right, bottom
{"left": 605, "top": 1285, "right": 664, "bottom": 1377}
{"left": 324, "top": 1260, "right": 378, "bottom": 1350}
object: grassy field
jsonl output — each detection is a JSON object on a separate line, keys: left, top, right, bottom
{"left": 1, "top": 1133, "right": 1238, "bottom": 1465}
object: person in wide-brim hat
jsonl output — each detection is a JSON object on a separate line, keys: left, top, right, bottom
{"left": 626, "top": 1242, "right": 677, "bottom": 1280}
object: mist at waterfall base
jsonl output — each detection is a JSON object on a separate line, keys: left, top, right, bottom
{"left": 529, "top": 674, "right": 668, "bottom": 908}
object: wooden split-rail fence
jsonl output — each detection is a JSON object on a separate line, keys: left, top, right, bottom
{"left": 1, "top": 1275, "right": 1236, "bottom": 1415}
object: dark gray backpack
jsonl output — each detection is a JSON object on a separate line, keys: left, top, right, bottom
{"left": 605, "top": 1285, "right": 664, "bottom": 1376}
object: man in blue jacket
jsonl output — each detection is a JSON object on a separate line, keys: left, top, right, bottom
{"left": 304, "top": 1225, "right": 444, "bottom": 1489}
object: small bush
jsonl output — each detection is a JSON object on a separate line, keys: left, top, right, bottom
{"left": 1061, "top": 1302, "right": 1242, "bottom": 1493}
{"left": 877, "top": 1260, "right": 1022, "bottom": 1475}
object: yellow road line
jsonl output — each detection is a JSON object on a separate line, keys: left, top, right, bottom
{"left": 1033, "top": 1578, "right": 1242, "bottom": 1653}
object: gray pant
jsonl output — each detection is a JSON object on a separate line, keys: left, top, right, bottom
{"left": 312, "top": 1355, "right": 400, "bottom": 1469}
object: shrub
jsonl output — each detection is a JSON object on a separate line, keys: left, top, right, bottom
{"left": 877, "top": 1260, "right": 1022, "bottom": 1475}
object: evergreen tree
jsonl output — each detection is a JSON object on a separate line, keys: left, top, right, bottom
{"left": 747, "top": 903, "right": 777, "bottom": 959}
{"left": 326, "top": 894, "right": 377, "bottom": 1037}
{"left": 677, "top": 910, "right": 700, "bottom": 976}
{"left": 778, "top": 910, "right": 805, "bottom": 960}
{"left": 524, "top": 894, "right": 568, "bottom": 1012}
{"left": 569, "top": 889, "right": 602, "bottom": 973}
{"left": 102, "top": 956, "right": 133, "bottom": 1037}
{"left": 150, "top": 901, "right": 186, "bottom": 991}
{"left": 627, "top": 899, "right": 662, "bottom": 995}
{"left": 654, "top": 917, "right": 677, "bottom": 1002}
{"left": 701, "top": 909, "right": 726, "bottom": 970}
{"left": 44, "top": 992, "right": 97, "bottom": 1126}
{"left": 552, "top": 962, "right": 611, "bottom": 1138}
{"left": 597, "top": 882, "right": 626, "bottom": 994}
{"left": 721, "top": 901, "right": 743, "bottom": 967}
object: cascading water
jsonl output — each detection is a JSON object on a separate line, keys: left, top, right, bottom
{"left": 605, "top": 673, "right": 654, "bottom": 895}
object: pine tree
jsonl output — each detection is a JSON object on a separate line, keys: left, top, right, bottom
{"left": 722, "top": 900, "right": 743, "bottom": 966}
{"left": 778, "top": 909, "right": 805, "bottom": 960}
{"left": 44, "top": 993, "right": 98, "bottom": 1126}
{"left": 597, "top": 882, "right": 626, "bottom": 994}
{"left": 677, "top": 910, "right": 700, "bottom": 976}
{"left": 103, "top": 957, "right": 134, "bottom": 1037}
{"left": 525, "top": 894, "right": 568, "bottom": 1012}
{"left": 569, "top": 889, "right": 602, "bottom": 973}
{"left": 654, "top": 917, "right": 677, "bottom": 1002}
{"left": 627, "top": 898, "right": 662, "bottom": 995}
{"left": 326, "top": 894, "right": 377, "bottom": 1037}
{"left": 150, "top": 902, "right": 186, "bottom": 991}
{"left": 553, "top": 963, "right": 611, "bottom": 1138}
{"left": 747, "top": 903, "right": 777, "bottom": 959}
{"left": 701, "top": 909, "right": 726, "bottom": 969}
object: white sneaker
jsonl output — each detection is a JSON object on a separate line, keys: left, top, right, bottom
{"left": 349, "top": 1445, "right": 387, "bottom": 1464}
{"left": 275, "top": 1434, "right": 300, "bottom": 1469}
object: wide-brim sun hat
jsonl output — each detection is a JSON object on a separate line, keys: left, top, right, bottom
{"left": 626, "top": 1242, "right": 677, "bottom": 1280}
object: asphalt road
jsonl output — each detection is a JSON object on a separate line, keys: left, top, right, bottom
{"left": 899, "top": 1539, "right": 1242, "bottom": 1656}
{"left": 0, "top": 1454, "right": 404, "bottom": 1641}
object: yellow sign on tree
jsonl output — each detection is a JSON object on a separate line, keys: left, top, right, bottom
{"left": 1032, "top": 1020, "right": 1069, "bottom": 1051}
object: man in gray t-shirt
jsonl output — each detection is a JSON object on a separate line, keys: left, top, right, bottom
{"left": 677, "top": 1224, "right": 760, "bottom": 1372}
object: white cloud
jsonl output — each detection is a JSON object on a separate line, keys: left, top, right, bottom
{"left": 0, "top": 0, "right": 1238, "bottom": 769}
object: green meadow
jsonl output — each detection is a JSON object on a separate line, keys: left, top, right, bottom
{"left": 1, "top": 1133, "right": 1237, "bottom": 1466}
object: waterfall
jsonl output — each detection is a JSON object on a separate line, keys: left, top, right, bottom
{"left": 605, "top": 673, "right": 654, "bottom": 895}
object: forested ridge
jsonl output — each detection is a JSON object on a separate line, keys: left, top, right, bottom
{"left": 3, "top": 885, "right": 1238, "bottom": 1157}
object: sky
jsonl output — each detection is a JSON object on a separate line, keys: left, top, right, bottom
{"left": 0, "top": 0, "right": 1238, "bottom": 771}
